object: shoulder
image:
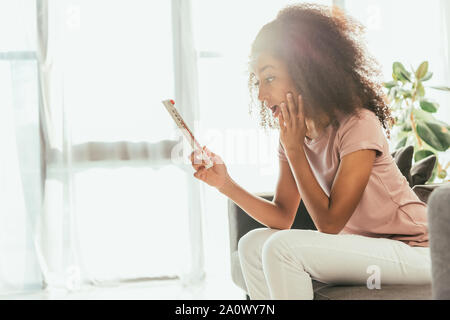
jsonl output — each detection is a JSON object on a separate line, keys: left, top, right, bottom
{"left": 335, "top": 108, "right": 386, "bottom": 158}
{"left": 336, "top": 108, "right": 383, "bottom": 139}
{"left": 338, "top": 108, "right": 380, "bottom": 130}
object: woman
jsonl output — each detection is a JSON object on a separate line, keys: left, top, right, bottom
{"left": 190, "top": 3, "right": 430, "bottom": 300}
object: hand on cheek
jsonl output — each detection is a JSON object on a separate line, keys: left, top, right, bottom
{"left": 278, "top": 93, "right": 307, "bottom": 155}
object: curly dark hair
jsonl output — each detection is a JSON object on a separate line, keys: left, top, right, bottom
{"left": 248, "top": 3, "right": 393, "bottom": 137}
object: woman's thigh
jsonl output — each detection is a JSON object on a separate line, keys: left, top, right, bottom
{"left": 238, "top": 227, "right": 281, "bottom": 257}
{"left": 262, "top": 229, "right": 432, "bottom": 286}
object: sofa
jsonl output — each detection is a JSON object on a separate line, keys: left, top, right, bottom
{"left": 428, "top": 183, "right": 450, "bottom": 299}
{"left": 227, "top": 146, "right": 448, "bottom": 299}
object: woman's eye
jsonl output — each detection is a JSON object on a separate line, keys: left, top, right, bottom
{"left": 254, "top": 76, "right": 275, "bottom": 87}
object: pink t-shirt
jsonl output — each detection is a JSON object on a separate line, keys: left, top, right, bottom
{"left": 278, "top": 108, "right": 429, "bottom": 247}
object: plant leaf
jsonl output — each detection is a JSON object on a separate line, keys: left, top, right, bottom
{"left": 402, "top": 123, "right": 412, "bottom": 132}
{"left": 419, "top": 99, "right": 439, "bottom": 113}
{"left": 433, "top": 119, "right": 450, "bottom": 128}
{"left": 398, "top": 88, "right": 412, "bottom": 98}
{"left": 383, "top": 81, "right": 397, "bottom": 89}
{"left": 400, "top": 70, "right": 412, "bottom": 82}
{"left": 416, "top": 61, "right": 429, "bottom": 80}
{"left": 413, "top": 108, "right": 434, "bottom": 122}
{"left": 414, "top": 149, "right": 435, "bottom": 162}
{"left": 416, "top": 120, "right": 450, "bottom": 151}
{"left": 395, "top": 137, "right": 408, "bottom": 149}
{"left": 390, "top": 87, "right": 398, "bottom": 99}
{"left": 428, "top": 166, "right": 437, "bottom": 183}
{"left": 393, "top": 62, "right": 411, "bottom": 82}
{"left": 421, "top": 72, "right": 433, "bottom": 82}
{"left": 429, "top": 86, "right": 450, "bottom": 91}
{"left": 392, "top": 72, "right": 398, "bottom": 82}
{"left": 416, "top": 81, "right": 425, "bottom": 97}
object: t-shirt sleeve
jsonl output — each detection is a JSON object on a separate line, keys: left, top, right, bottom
{"left": 338, "top": 110, "right": 386, "bottom": 159}
{"left": 278, "top": 139, "right": 288, "bottom": 162}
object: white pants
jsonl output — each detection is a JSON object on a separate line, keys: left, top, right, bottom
{"left": 238, "top": 228, "right": 431, "bottom": 300}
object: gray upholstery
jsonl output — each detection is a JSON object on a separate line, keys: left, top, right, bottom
{"left": 428, "top": 184, "right": 450, "bottom": 300}
{"left": 313, "top": 283, "right": 432, "bottom": 300}
{"left": 410, "top": 155, "right": 437, "bottom": 186}
{"left": 413, "top": 184, "right": 443, "bottom": 203}
{"left": 391, "top": 146, "right": 414, "bottom": 184}
{"left": 391, "top": 145, "right": 437, "bottom": 187}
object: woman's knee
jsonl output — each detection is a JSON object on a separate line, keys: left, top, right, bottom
{"left": 261, "top": 229, "right": 319, "bottom": 261}
{"left": 238, "top": 227, "right": 280, "bottom": 255}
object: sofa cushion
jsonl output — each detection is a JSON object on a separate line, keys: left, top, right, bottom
{"left": 412, "top": 184, "right": 443, "bottom": 203}
{"left": 391, "top": 145, "right": 413, "bottom": 184}
{"left": 410, "top": 155, "right": 437, "bottom": 186}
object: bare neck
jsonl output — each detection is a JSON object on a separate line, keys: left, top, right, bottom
{"left": 305, "top": 115, "right": 331, "bottom": 140}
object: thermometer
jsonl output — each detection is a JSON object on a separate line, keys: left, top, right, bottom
{"left": 162, "top": 99, "right": 214, "bottom": 169}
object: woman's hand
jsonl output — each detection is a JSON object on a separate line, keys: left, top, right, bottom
{"left": 189, "top": 146, "right": 230, "bottom": 190}
{"left": 278, "top": 93, "right": 307, "bottom": 155}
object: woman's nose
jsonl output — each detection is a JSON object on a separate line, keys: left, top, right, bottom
{"left": 258, "top": 88, "right": 267, "bottom": 104}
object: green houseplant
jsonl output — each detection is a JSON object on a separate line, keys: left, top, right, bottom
{"left": 383, "top": 61, "right": 450, "bottom": 183}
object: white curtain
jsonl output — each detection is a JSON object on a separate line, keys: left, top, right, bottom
{"left": 35, "top": 0, "right": 78, "bottom": 290}
{"left": 171, "top": 0, "right": 206, "bottom": 287}
{"left": 0, "top": 58, "right": 43, "bottom": 294}
{"left": 0, "top": 0, "right": 43, "bottom": 294}
{"left": 33, "top": 0, "right": 205, "bottom": 292}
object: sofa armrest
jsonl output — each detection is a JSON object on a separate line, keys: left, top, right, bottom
{"left": 227, "top": 193, "right": 273, "bottom": 256}
{"left": 413, "top": 183, "right": 449, "bottom": 203}
{"left": 428, "top": 183, "right": 450, "bottom": 299}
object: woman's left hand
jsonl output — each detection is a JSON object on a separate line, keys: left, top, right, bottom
{"left": 278, "top": 92, "right": 307, "bottom": 154}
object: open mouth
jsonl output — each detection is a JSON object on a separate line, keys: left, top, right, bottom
{"left": 270, "top": 105, "right": 280, "bottom": 118}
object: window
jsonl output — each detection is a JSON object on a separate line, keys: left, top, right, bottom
{"left": 344, "top": 0, "right": 450, "bottom": 155}
{"left": 54, "top": 0, "right": 193, "bottom": 282}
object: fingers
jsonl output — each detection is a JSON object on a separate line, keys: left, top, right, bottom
{"left": 203, "top": 146, "right": 224, "bottom": 165}
{"left": 189, "top": 146, "right": 224, "bottom": 171}
{"left": 279, "top": 102, "right": 290, "bottom": 126}
{"left": 193, "top": 167, "right": 207, "bottom": 181}
{"left": 189, "top": 149, "right": 206, "bottom": 170}
{"left": 278, "top": 112, "right": 286, "bottom": 131}
{"left": 297, "top": 94, "right": 304, "bottom": 121}
{"left": 203, "top": 146, "right": 214, "bottom": 159}
{"left": 286, "top": 92, "right": 298, "bottom": 118}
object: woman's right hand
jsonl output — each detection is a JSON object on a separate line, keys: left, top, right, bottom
{"left": 189, "top": 146, "right": 230, "bottom": 190}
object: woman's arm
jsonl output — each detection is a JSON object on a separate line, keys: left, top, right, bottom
{"left": 286, "top": 147, "right": 376, "bottom": 234}
{"left": 218, "top": 158, "right": 301, "bottom": 230}
{"left": 278, "top": 93, "right": 376, "bottom": 234}
{"left": 191, "top": 147, "right": 300, "bottom": 229}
